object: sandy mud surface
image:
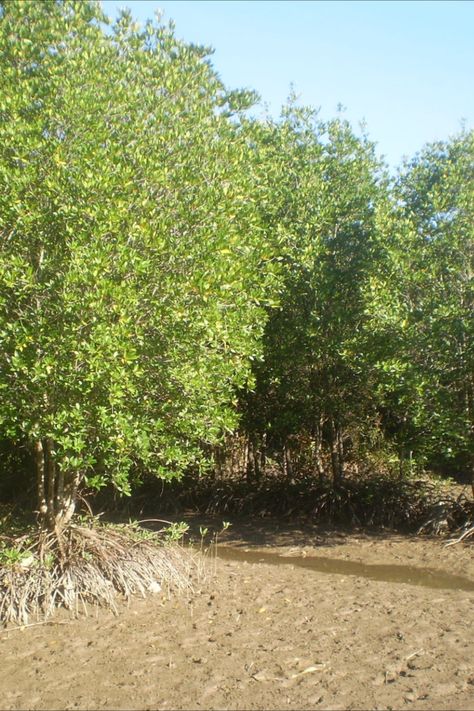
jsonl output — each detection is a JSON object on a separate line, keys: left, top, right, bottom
{"left": 1, "top": 518, "right": 473, "bottom": 710}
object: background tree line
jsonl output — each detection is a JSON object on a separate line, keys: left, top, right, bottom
{"left": 0, "top": 0, "right": 472, "bottom": 530}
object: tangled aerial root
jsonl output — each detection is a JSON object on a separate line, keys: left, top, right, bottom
{"left": 157, "top": 469, "right": 473, "bottom": 534}
{"left": 0, "top": 522, "right": 197, "bottom": 627}
{"left": 446, "top": 524, "right": 474, "bottom": 546}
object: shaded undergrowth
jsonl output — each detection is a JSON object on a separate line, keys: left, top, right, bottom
{"left": 2, "top": 467, "right": 472, "bottom": 626}
{"left": 137, "top": 469, "right": 474, "bottom": 535}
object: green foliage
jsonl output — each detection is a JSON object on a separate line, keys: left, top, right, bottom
{"left": 162, "top": 521, "right": 190, "bottom": 542}
{"left": 0, "top": 1, "right": 277, "bottom": 510}
{"left": 367, "top": 130, "right": 474, "bottom": 472}
{"left": 0, "top": 1, "right": 471, "bottom": 524}
{"left": 0, "top": 543, "right": 33, "bottom": 568}
{"left": 243, "top": 102, "right": 388, "bottom": 478}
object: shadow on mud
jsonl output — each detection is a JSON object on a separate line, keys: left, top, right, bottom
{"left": 215, "top": 543, "right": 474, "bottom": 592}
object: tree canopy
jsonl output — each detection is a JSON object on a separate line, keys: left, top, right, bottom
{"left": 0, "top": 0, "right": 472, "bottom": 529}
{"left": 0, "top": 0, "right": 278, "bottom": 527}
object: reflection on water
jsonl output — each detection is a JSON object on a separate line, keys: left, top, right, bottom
{"left": 216, "top": 545, "right": 474, "bottom": 592}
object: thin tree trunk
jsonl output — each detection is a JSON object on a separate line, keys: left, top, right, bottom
{"left": 329, "top": 418, "right": 343, "bottom": 484}
{"left": 313, "top": 417, "right": 325, "bottom": 478}
{"left": 213, "top": 443, "right": 224, "bottom": 478}
{"left": 248, "top": 435, "right": 262, "bottom": 482}
{"left": 329, "top": 419, "right": 338, "bottom": 482}
{"left": 336, "top": 426, "right": 344, "bottom": 481}
{"left": 45, "top": 438, "right": 57, "bottom": 530}
{"left": 255, "top": 436, "right": 261, "bottom": 480}
{"left": 35, "top": 439, "right": 47, "bottom": 518}
{"left": 259, "top": 433, "right": 267, "bottom": 477}
{"left": 56, "top": 470, "right": 80, "bottom": 529}
{"left": 242, "top": 437, "right": 249, "bottom": 478}
{"left": 285, "top": 444, "right": 293, "bottom": 478}
{"left": 246, "top": 437, "right": 256, "bottom": 482}
{"left": 34, "top": 438, "right": 80, "bottom": 532}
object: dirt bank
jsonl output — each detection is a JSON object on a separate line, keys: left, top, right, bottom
{"left": 1, "top": 520, "right": 473, "bottom": 710}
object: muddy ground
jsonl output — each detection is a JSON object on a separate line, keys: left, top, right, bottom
{"left": 1, "top": 517, "right": 473, "bottom": 711}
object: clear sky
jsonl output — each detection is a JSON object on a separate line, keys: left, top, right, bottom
{"left": 101, "top": 0, "right": 474, "bottom": 168}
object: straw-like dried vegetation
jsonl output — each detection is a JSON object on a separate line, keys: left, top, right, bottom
{"left": 0, "top": 520, "right": 198, "bottom": 627}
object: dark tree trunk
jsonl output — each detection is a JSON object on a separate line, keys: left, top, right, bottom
{"left": 35, "top": 439, "right": 47, "bottom": 520}
{"left": 283, "top": 443, "right": 293, "bottom": 478}
{"left": 313, "top": 418, "right": 325, "bottom": 478}
{"left": 329, "top": 418, "right": 344, "bottom": 483}
{"left": 246, "top": 435, "right": 262, "bottom": 482}
{"left": 259, "top": 433, "right": 267, "bottom": 477}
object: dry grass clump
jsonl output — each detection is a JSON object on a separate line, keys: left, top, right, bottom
{"left": 0, "top": 520, "right": 198, "bottom": 627}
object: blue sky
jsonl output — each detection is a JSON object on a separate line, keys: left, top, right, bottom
{"left": 101, "top": 0, "right": 474, "bottom": 168}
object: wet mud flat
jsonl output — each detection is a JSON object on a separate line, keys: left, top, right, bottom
{"left": 1, "top": 522, "right": 473, "bottom": 711}
{"left": 216, "top": 544, "right": 474, "bottom": 592}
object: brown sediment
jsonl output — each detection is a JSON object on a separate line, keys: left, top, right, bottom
{"left": 1, "top": 522, "right": 473, "bottom": 711}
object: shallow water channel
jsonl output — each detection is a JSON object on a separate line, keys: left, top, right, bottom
{"left": 216, "top": 545, "right": 474, "bottom": 592}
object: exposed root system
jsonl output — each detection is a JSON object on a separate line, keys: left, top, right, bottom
{"left": 446, "top": 524, "right": 474, "bottom": 546}
{"left": 0, "top": 522, "right": 197, "bottom": 627}
{"left": 149, "top": 469, "right": 474, "bottom": 535}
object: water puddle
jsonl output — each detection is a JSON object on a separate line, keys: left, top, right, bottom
{"left": 216, "top": 545, "right": 474, "bottom": 592}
